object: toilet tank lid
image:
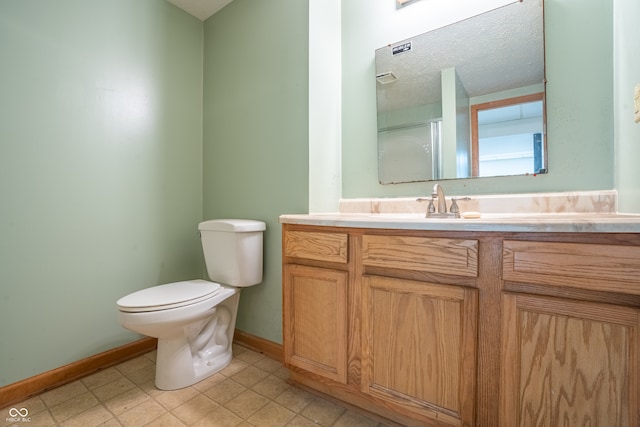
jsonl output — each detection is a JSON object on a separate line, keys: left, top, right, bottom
{"left": 198, "top": 219, "right": 266, "bottom": 232}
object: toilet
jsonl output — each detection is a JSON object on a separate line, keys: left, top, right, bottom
{"left": 117, "top": 219, "right": 266, "bottom": 390}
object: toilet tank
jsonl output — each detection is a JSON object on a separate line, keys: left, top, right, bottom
{"left": 198, "top": 219, "right": 266, "bottom": 287}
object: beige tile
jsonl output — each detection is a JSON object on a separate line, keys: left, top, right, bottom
{"left": 4, "top": 349, "right": 389, "bottom": 427}
{"left": 300, "top": 397, "right": 346, "bottom": 426}
{"left": 143, "top": 350, "right": 157, "bottom": 362}
{"left": 231, "top": 344, "right": 247, "bottom": 356}
{"left": 286, "top": 414, "right": 322, "bottom": 427}
{"left": 59, "top": 404, "right": 114, "bottom": 427}
{"left": 230, "top": 365, "right": 269, "bottom": 388}
{"left": 101, "top": 419, "right": 124, "bottom": 427}
{"left": 272, "top": 366, "right": 290, "bottom": 381}
{"left": 115, "top": 355, "right": 154, "bottom": 376}
{"left": 218, "top": 359, "right": 249, "bottom": 377}
{"left": 172, "top": 394, "right": 218, "bottom": 425}
{"left": 139, "top": 379, "right": 164, "bottom": 398}
{"left": 4, "top": 395, "right": 47, "bottom": 417}
{"left": 126, "top": 364, "right": 156, "bottom": 385}
{"left": 333, "top": 410, "right": 385, "bottom": 427}
{"left": 117, "top": 398, "right": 166, "bottom": 427}
{"left": 146, "top": 412, "right": 185, "bottom": 426}
{"left": 82, "top": 367, "right": 126, "bottom": 390}
{"left": 251, "top": 375, "right": 290, "bottom": 399}
{"left": 191, "top": 405, "right": 242, "bottom": 427}
{"left": 253, "top": 357, "right": 283, "bottom": 373}
{"left": 154, "top": 386, "right": 199, "bottom": 410}
{"left": 246, "top": 401, "right": 295, "bottom": 427}
{"left": 49, "top": 392, "right": 99, "bottom": 423}
{"left": 224, "top": 389, "right": 269, "bottom": 419}
{"left": 192, "top": 372, "right": 226, "bottom": 393}
{"left": 204, "top": 378, "right": 246, "bottom": 405}
{"left": 234, "top": 349, "right": 264, "bottom": 365}
{"left": 274, "top": 387, "right": 315, "bottom": 413}
{"left": 11, "top": 409, "right": 56, "bottom": 427}
{"left": 40, "top": 380, "right": 88, "bottom": 407}
{"left": 92, "top": 376, "right": 137, "bottom": 402}
{"left": 104, "top": 387, "right": 150, "bottom": 415}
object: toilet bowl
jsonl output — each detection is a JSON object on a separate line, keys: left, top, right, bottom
{"left": 116, "top": 219, "right": 265, "bottom": 390}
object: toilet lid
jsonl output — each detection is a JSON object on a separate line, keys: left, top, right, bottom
{"left": 117, "top": 280, "right": 221, "bottom": 313}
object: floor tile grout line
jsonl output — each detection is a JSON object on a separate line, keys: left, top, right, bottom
{"left": 85, "top": 362, "right": 154, "bottom": 427}
{"left": 4, "top": 348, "right": 389, "bottom": 427}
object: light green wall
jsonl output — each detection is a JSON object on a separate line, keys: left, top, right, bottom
{"left": 615, "top": 0, "right": 640, "bottom": 212}
{"left": 0, "top": 1, "right": 203, "bottom": 386}
{"left": 342, "top": 0, "right": 614, "bottom": 197}
{"left": 202, "top": 0, "right": 309, "bottom": 344}
{"left": 1, "top": 0, "right": 633, "bottom": 390}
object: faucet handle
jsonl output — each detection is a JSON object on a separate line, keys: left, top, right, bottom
{"left": 416, "top": 197, "right": 436, "bottom": 214}
{"left": 449, "top": 197, "right": 471, "bottom": 214}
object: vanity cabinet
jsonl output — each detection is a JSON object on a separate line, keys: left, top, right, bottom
{"left": 283, "top": 225, "right": 481, "bottom": 426}
{"left": 283, "top": 264, "right": 348, "bottom": 383}
{"left": 361, "top": 234, "right": 479, "bottom": 426}
{"left": 282, "top": 230, "right": 349, "bottom": 384}
{"left": 500, "top": 293, "right": 639, "bottom": 426}
{"left": 501, "top": 240, "right": 640, "bottom": 426}
{"left": 362, "top": 275, "right": 477, "bottom": 426}
{"left": 282, "top": 223, "right": 640, "bottom": 426}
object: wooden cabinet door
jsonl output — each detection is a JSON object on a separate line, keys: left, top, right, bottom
{"left": 283, "top": 264, "right": 348, "bottom": 383}
{"left": 362, "top": 275, "right": 478, "bottom": 426}
{"left": 501, "top": 293, "right": 640, "bottom": 427}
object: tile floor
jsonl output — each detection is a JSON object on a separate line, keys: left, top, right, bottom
{"left": 2, "top": 345, "right": 392, "bottom": 427}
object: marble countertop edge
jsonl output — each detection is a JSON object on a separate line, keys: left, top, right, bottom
{"left": 279, "top": 212, "right": 640, "bottom": 233}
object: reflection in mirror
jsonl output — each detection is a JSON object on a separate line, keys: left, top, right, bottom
{"left": 471, "top": 93, "right": 545, "bottom": 177}
{"left": 376, "top": 0, "right": 545, "bottom": 184}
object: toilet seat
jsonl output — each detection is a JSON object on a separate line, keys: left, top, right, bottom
{"left": 117, "top": 280, "right": 221, "bottom": 313}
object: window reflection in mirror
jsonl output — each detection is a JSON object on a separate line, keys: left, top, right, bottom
{"left": 471, "top": 93, "right": 545, "bottom": 177}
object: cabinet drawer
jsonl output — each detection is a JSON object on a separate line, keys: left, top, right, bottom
{"left": 503, "top": 240, "right": 640, "bottom": 294}
{"left": 362, "top": 235, "right": 478, "bottom": 277}
{"left": 284, "top": 230, "right": 348, "bottom": 263}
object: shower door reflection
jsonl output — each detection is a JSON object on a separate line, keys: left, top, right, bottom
{"left": 378, "top": 119, "right": 442, "bottom": 184}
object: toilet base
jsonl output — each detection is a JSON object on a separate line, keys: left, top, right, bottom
{"left": 155, "top": 338, "right": 233, "bottom": 390}
{"left": 154, "top": 291, "right": 240, "bottom": 390}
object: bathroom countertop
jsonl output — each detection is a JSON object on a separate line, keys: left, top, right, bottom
{"left": 279, "top": 212, "right": 640, "bottom": 233}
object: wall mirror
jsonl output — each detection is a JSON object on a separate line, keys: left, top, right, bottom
{"left": 376, "top": 0, "right": 545, "bottom": 184}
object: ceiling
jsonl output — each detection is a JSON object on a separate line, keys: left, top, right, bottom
{"left": 376, "top": 0, "right": 544, "bottom": 112}
{"left": 167, "top": 0, "right": 234, "bottom": 20}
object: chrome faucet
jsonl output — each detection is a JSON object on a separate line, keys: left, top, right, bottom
{"left": 431, "top": 184, "right": 446, "bottom": 214}
{"left": 416, "top": 184, "right": 469, "bottom": 218}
